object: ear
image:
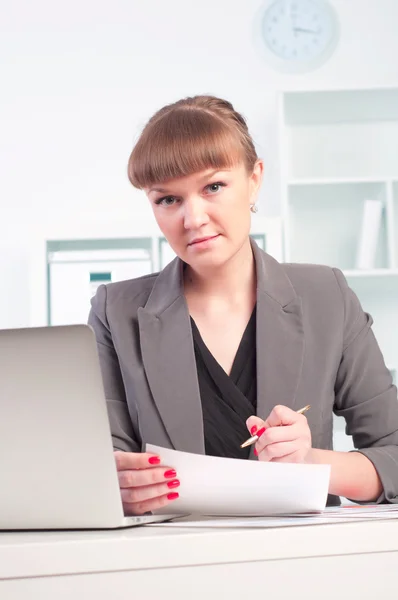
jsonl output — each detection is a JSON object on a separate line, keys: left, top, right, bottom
{"left": 249, "top": 159, "right": 264, "bottom": 200}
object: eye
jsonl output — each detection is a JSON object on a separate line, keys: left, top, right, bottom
{"left": 154, "top": 196, "right": 179, "bottom": 206}
{"left": 205, "top": 181, "right": 226, "bottom": 194}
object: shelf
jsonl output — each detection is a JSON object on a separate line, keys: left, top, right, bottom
{"left": 287, "top": 121, "right": 398, "bottom": 180}
{"left": 343, "top": 269, "right": 398, "bottom": 278}
{"left": 288, "top": 177, "right": 392, "bottom": 187}
{"left": 46, "top": 238, "right": 155, "bottom": 327}
{"left": 287, "top": 182, "right": 389, "bottom": 270}
{"left": 280, "top": 86, "right": 398, "bottom": 372}
{"left": 283, "top": 88, "right": 398, "bottom": 125}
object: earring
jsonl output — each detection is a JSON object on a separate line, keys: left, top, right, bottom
{"left": 250, "top": 204, "right": 258, "bottom": 214}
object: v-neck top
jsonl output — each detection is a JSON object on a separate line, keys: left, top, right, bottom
{"left": 190, "top": 307, "right": 257, "bottom": 460}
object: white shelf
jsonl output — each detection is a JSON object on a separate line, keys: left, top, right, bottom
{"left": 287, "top": 122, "right": 398, "bottom": 180}
{"left": 288, "top": 177, "right": 392, "bottom": 186}
{"left": 283, "top": 88, "right": 398, "bottom": 125}
{"left": 278, "top": 87, "right": 398, "bottom": 446}
{"left": 286, "top": 181, "right": 389, "bottom": 270}
{"left": 343, "top": 269, "right": 398, "bottom": 278}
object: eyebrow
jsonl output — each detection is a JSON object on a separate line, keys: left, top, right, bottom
{"left": 149, "top": 186, "right": 169, "bottom": 194}
{"left": 148, "top": 169, "right": 231, "bottom": 194}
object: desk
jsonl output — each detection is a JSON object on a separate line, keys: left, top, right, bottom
{"left": 1, "top": 520, "right": 397, "bottom": 599}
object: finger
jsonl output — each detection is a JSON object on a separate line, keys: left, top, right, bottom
{"left": 257, "top": 440, "right": 300, "bottom": 461}
{"left": 114, "top": 451, "right": 163, "bottom": 471}
{"left": 269, "top": 451, "right": 307, "bottom": 464}
{"left": 118, "top": 466, "right": 177, "bottom": 489}
{"left": 120, "top": 479, "right": 180, "bottom": 505}
{"left": 256, "top": 423, "right": 301, "bottom": 451}
{"left": 123, "top": 491, "right": 180, "bottom": 516}
{"left": 264, "top": 405, "right": 304, "bottom": 428}
{"left": 246, "top": 416, "right": 265, "bottom": 436}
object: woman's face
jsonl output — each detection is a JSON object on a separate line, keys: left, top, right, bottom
{"left": 145, "top": 159, "right": 263, "bottom": 270}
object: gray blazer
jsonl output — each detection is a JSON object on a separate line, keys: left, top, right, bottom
{"left": 88, "top": 240, "right": 398, "bottom": 502}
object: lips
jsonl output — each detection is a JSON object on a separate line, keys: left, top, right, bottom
{"left": 188, "top": 235, "right": 219, "bottom": 246}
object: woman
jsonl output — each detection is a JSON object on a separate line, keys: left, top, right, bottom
{"left": 89, "top": 95, "right": 398, "bottom": 516}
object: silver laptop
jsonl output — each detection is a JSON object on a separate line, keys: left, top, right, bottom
{"left": 0, "top": 324, "right": 174, "bottom": 530}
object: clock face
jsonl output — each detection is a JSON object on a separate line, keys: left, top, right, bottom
{"left": 260, "top": 0, "right": 339, "bottom": 69}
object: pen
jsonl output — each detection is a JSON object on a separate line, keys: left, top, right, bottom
{"left": 240, "top": 404, "right": 311, "bottom": 449}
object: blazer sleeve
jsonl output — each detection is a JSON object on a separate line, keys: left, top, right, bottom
{"left": 88, "top": 284, "right": 140, "bottom": 453}
{"left": 333, "top": 268, "right": 398, "bottom": 503}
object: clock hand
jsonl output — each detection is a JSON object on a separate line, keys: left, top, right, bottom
{"left": 293, "top": 26, "right": 321, "bottom": 34}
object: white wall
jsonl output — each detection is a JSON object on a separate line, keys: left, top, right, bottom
{"left": 1, "top": 0, "right": 398, "bottom": 328}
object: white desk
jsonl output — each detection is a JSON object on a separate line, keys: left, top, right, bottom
{"left": 1, "top": 519, "right": 397, "bottom": 599}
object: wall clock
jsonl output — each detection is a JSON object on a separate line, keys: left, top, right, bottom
{"left": 257, "top": 0, "right": 340, "bottom": 73}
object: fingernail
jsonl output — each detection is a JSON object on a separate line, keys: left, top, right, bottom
{"left": 250, "top": 425, "right": 258, "bottom": 435}
{"left": 257, "top": 427, "right": 266, "bottom": 437}
{"left": 167, "top": 492, "right": 179, "bottom": 500}
{"left": 254, "top": 448, "right": 258, "bottom": 457}
{"left": 167, "top": 479, "right": 180, "bottom": 489}
{"left": 148, "top": 456, "right": 161, "bottom": 465}
{"left": 164, "top": 469, "right": 177, "bottom": 479}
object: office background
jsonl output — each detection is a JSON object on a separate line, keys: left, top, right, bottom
{"left": 1, "top": 0, "right": 397, "bottom": 391}
{"left": 1, "top": 0, "right": 397, "bottom": 327}
{"left": 1, "top": 0, "right": 398, "bottom": 454}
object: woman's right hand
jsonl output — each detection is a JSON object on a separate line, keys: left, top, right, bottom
{"left": 114, "top": 451, "right": 180, "bottom": 515}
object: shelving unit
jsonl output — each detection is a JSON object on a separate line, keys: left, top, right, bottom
{"left": 34, "top": 216, "right": 282, "bottom": 327}
{"left": 278, "top": 87, "right": 398, "bottom": 452}
{"left": 286, "top": 180, "right": 390, "bottom": 270}
{"left": 46, "top": 238, "right": 154, "bottom": 326}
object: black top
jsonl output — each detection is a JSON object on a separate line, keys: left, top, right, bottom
{"left": 190, "top": 307, "right": 257, "bottom": 459}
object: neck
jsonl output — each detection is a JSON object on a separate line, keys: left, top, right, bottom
{"left": 183, "top": 237, "right": 256, "bottom": 304}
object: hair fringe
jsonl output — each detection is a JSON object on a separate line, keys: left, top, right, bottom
{"left": 127, "top": 96, "right": 257, "bottom": 189}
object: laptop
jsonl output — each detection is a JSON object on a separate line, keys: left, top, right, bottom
{"left": 0, "top": 324, "right": 175, "bottom": 530}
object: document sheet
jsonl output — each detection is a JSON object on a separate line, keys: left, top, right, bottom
{"left": 146, "top": 444, "right": 331, "bottom": 517}
{"left": 153, "top": 505, "right": 398, "bottom": 528}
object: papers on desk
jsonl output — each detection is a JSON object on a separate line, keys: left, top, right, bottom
{"left": 284, "top": 504, "right": 398, "bottom": 520}
{"left": 146, "top": 444, "right": 331, "bottom": 516}
{"left": 153, "top": 505, "right": 398, "bottom": 529}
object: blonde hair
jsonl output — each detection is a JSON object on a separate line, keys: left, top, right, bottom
{"left": 127, "top": 95, "right": 258, "bottom": 189}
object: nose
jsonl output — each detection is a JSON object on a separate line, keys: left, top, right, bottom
{"left": 183, "top": 197, "right": 210, "bottom": 230}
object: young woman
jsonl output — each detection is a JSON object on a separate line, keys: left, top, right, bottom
{"left": 89, "top": 95, "right": 398, "bottom": 516}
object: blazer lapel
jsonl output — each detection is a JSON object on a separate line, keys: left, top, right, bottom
{"left": 138, "top": 260, "right": 205, "bottom": 454}
{"left": 138, "top": 240, "right": 304, "bottom": 454}
{"left": 252, "top": 242, "right": 305, "bottom": 421}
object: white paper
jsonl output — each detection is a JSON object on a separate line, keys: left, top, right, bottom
{"left": 146, "top": 444, "right": 331, "bottom": 517}
{"left": 151, "top": 505, "right": 398, "bottom": 529}
{"left": 151, "top": 516, "right": 358, "bottom": 528}
{"left": 307, "top": 504, "right": 398, "bottom": 519}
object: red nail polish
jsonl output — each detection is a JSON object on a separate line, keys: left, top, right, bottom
{"left": 254, "top": 448, "right": 258, "bottom": 456}
{"left": 164, "top": 469, "right": 177, "bottom": 479}
{"left": 167, "top": 479, "right": 180, "bottom": 489}
{"left": 148, "top": 456, "right": 161, "bottom": 465}
{"left": 250, "top": 425, "right": 258, "bottom": 435}
{"left": 257, "top": 427, "right": 266, "bottom": 437}
{"left": 167, "top": 492, "right": 179, "bottom": 500}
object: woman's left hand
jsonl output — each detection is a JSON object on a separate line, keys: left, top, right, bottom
{"left": 246, "top": 405, "right": 312, "bottom": 463}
